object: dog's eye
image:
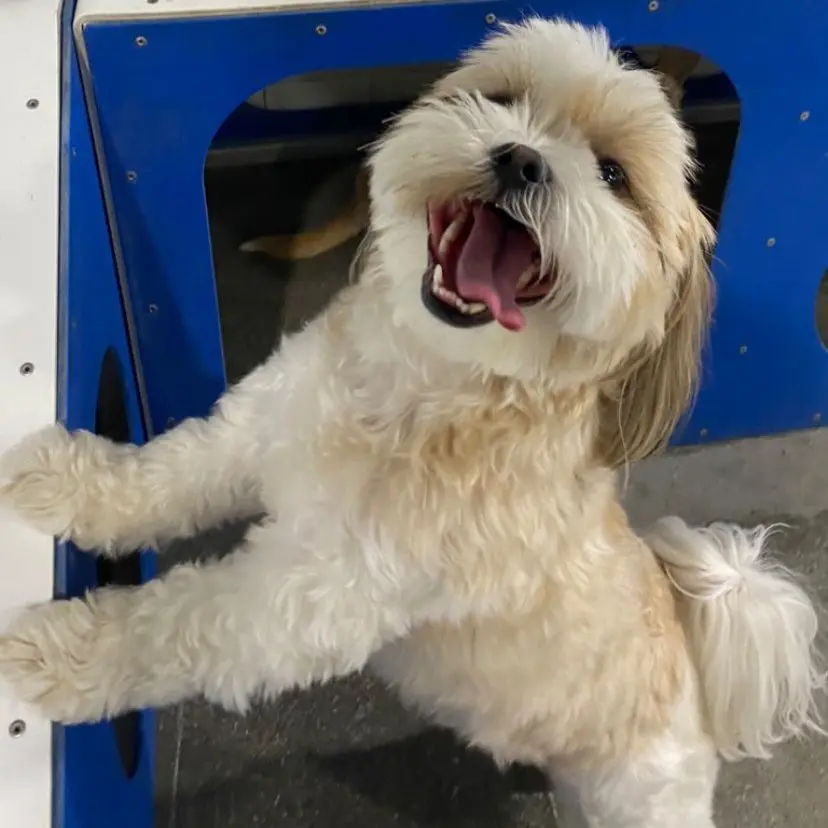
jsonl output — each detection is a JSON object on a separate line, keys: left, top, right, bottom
{"left": 598, "top": 160, "right": 627, "bottom": 191}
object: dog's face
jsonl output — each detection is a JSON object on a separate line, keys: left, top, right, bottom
{"left": 368, "top": 19, "right": 714, "bottom": 461}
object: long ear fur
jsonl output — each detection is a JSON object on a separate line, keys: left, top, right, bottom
{"left": 597, "top": 208, "right": 715, "bottom": 467}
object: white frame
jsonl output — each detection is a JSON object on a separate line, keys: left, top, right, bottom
{"left": 0, "top": 2, "right": 62, "bottom": 827}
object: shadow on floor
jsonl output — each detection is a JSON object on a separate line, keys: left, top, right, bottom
{"left": 158, "top": 723, "right": 549, "bottom": 828}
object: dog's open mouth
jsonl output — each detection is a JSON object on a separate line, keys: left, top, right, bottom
{"left": 422, "top": 201, "right": 553, "bottom": 331}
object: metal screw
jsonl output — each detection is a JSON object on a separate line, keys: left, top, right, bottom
{"left": 800, "top": 110, "right": 810, "bottom": 122}
{"left": 19, "top": 362, "right": 34, "bottom": 376}
{"left": 126, "top": 171, "right": 138, "bottom": 183}
{"left": 148, "top": 303, "right": 158, "bottom": 314}
{"left": 739, "top": 345, "right": 748, "bottom": 355}
{"left": 648, "top": 0, "right": 659, "bottom": 10}
{"left": 814, "top": 412, "right": 822, "bottom": 424}
{"left": 9, "top": 720, "right": 26, "bottom": 738}
{"left": 26, "top": 98, "right": 40, "bottom": 110}
{"left": 315, "top": 24, "right": 327, "bottom": 35}
{"left": 485, "top": 13, "right": 497, "bottom": 24}
{"left": 766, "top": 237, "right": 776, "bottom": 247}
{"left": 135, "top": 36, "right": 148, "bottom": 47}
{"left": 699, "top": 428, "right": 709, "bottom": 439}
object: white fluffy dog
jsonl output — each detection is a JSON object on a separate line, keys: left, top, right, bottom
{"left": 0, "top": 18, "right": 824, "bottom": 827}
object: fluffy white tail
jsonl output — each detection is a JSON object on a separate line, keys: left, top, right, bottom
{"left": 647, "top": 517, "right": 825, "bottom": 760}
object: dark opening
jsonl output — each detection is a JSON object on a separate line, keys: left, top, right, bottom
{"left": 94, "top": 347, "right": 143, "bottom": 779}
{"left": 817, "top": 270, "right": 828, "bottom": 350}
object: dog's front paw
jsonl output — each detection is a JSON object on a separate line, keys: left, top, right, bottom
{"left": 0, "top": 425, "right": 116, "bottom": 550}
{"left": 0, "top": 424, "right": 82, "bottom": 538}
{"left": 0, "top": 595, "right": 130, "bottom": 723}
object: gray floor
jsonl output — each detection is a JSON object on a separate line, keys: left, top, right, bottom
{"left": 153, "top": 156, "right": 828, "bottom": 828}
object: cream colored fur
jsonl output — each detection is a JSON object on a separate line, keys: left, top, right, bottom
{"left": 0, "top": 19, "right": 823, "bottom": 827}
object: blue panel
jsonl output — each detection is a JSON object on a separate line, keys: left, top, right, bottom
{"left": 78, "top": 1, "right": 828, "bottom": 444}
{"left": 55, "top": 3, "right": 155, "bottom": 827}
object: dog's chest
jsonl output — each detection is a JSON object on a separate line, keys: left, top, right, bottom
{"left": 272, "top": 394, "right": 605, "bottom": 585}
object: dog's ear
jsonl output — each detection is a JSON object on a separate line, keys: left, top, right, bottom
{"left": 596, "top": 207, "right": 715, "bottom": 468}
{"left": 652, "top": 46, "right": 701, "bottom": 108}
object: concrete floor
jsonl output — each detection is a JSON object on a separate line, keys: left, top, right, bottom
{"left": 153, "top": 155, "right": 828, "bottom": 828}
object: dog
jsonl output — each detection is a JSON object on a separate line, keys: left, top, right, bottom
{"left": 0, "top": 18, "right": 823, "bottom": 827}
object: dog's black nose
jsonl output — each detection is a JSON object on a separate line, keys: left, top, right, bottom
{"left": 490, "top": 144, "right": 551, "bottom": 192}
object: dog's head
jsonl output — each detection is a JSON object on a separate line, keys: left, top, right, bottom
{"left": 367, "top": 18, "right": 714, "bottom": 463}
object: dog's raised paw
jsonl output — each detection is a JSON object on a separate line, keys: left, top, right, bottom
{"left": 0, "top": 598, "right": 118, "bottom": 724}
{"left": 0, "top": 424, "right": 89, "bottom": 541}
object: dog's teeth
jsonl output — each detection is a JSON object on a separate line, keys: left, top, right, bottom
{"left": 516, "top": 265, "right": 536, "bottom": 291}
{"left": 432, "top": 263, "right": 444, "bottom": 287}
{"left": 431, "top": 275, "right": 486, "bottom": 315}
{"left": 438, "top": 211, "right": 468, "bottom": 257}
{"left": 434, "top": 285, "right": 457, "bottom": 304}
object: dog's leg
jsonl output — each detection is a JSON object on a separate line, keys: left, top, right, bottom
{"left": 548, "top": 722, "right": 719, "bottom": 828}
{"left": 0, "top": 519, "right": 414, "bottom": 724}
{"left": 0, "top": 358, "right": 284, "bottom": 555}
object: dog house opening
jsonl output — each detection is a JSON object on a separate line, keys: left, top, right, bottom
{"left": 203, "top": 51, "right": 739, "bottom": 384}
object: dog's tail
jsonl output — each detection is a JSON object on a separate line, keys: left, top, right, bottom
{"left": 240, "top": 168, "right": 370, "bottom": 262}
{"left": 646, "top": 517, "right": 825, "bottom": 760}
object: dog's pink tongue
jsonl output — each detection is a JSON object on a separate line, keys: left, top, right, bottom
{"left": 455, "top": 204, "right": 536, "bottom": 331}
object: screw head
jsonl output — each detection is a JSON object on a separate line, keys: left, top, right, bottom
{"left": 766, "top": 237, "right": 776, "bottom": 247}
{"left": 148, "top": 303, "right": 159, "bottom": 314}
{"left": 485, "top": 13, "right": 497, "bottom": 24}
{"left": 648, "top": 0, "right": 659, "bottom": 10}
{"left": 19, "top": 362, "right": 34, "bottom": 376}
{"left": 126, "top": 171, "right": 138, "bottom": 183}
{"left": 315, "top": 24, "right": 327, "bottom": 35}
{"left": 814, "top": 412, "right": 822, "bottom": 424}
{"left": 9, "top": 719, "right": 26, "bottom": 738}
{"left": 739, "top": 345, "right": 748, "bottom": 355}
{"left": 699, "top": 428, "right": 709, "bottom": 439}
{"left": 800, "top": 110, "right": 810, "bottom": 122}
{"left": 26, "top": 98, "right": 40, "bottom": 110}
{"left": 135, "top": 36, "right": 148, "bottom": 47}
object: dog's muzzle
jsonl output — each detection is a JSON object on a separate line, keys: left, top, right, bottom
{"left": 490, "top": 143, "right": 552, "bottom": 195}
{"left": 421, "top": 197, "right": 555, "bottom": 332}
